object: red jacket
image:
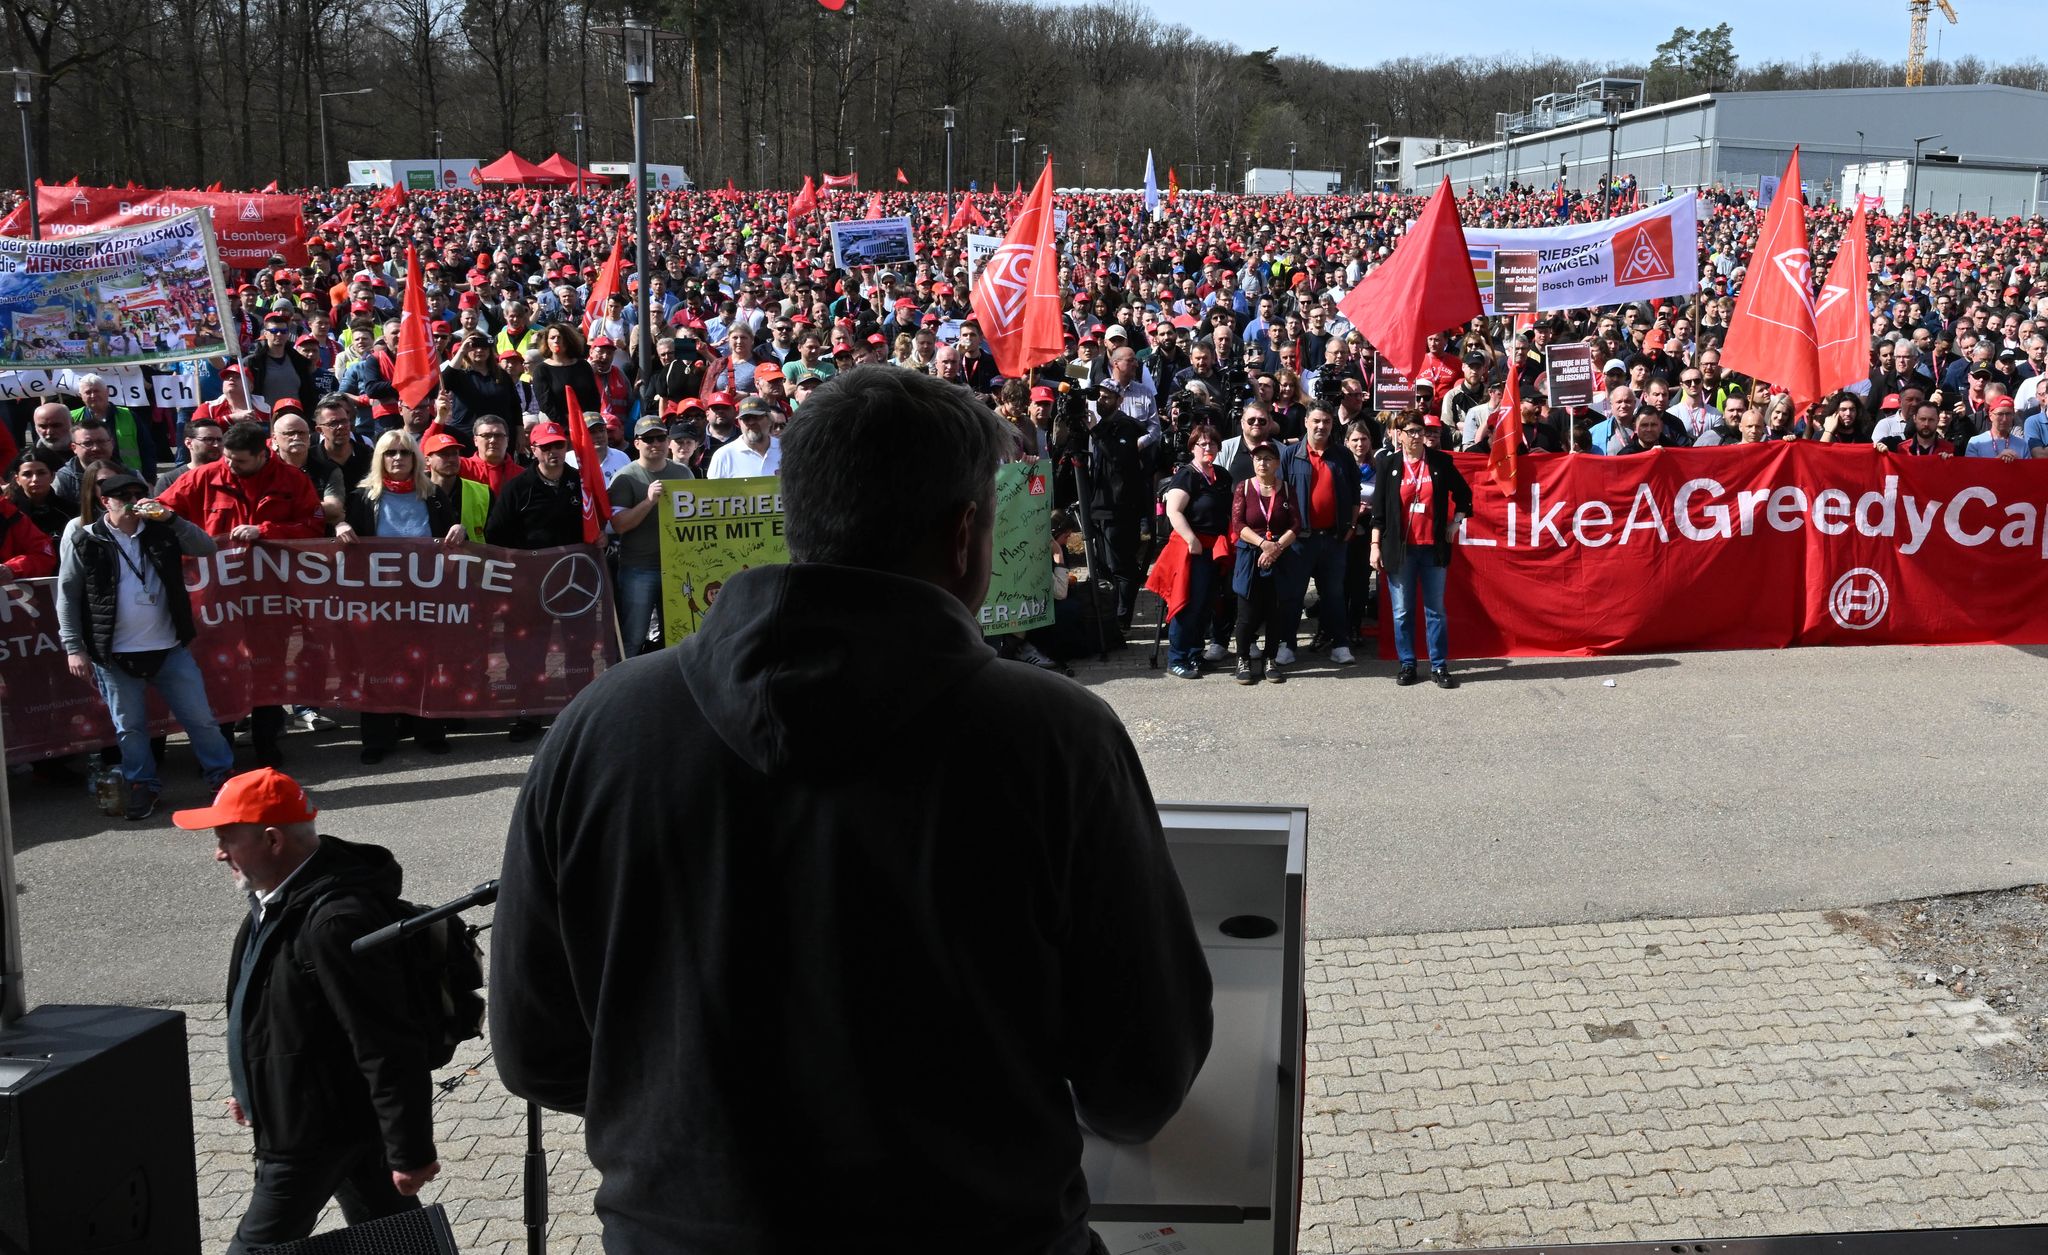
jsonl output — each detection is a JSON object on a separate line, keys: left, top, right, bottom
{"left": 156, "top": 454, "right": 326, "bottom": 539}
{"left": 0, "top": 499, "right": 55, "bottom": 578}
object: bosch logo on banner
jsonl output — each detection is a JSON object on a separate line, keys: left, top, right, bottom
{"left": 1827, "top": 567, "right": 1889, "bottom": 630}
{"left": 1613, "top": 216, "right": 1674, "bottom": 286}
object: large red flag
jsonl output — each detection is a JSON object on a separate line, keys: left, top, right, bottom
{"left": 1721, "top": 149, "right": 1821, "bottom": 409}
{"left": 1815, "top": 198, "right": 1871, "bottom": 398}
{"left": 864, "top": 191, "right": 884, "bottom": 220}
{"left": 787, "top": 176, "right": 818, "bottom": 236}
{"left": 946, "top": 196, "right": 988, "bottom": 233}
{"left": 563, "top": 398, "right": 611, "bottom": 546}
{"left": 317, "top": 203, "right": 356, "bottom": 234}
{"left": 391, "top": 246, "right": 437, "bottom": 410}
{"left": 822, "top": 171, "right": 857, "bottom": 190}
{"left": 1336, "top": 177, "right": 1482, "bottom": 380}
{"left": 582, "top": 229, "right": 627, "bottom": 340}
{"left": 1485, "top": 361, "right": 1522, "bottom": 498}
{"left": 970, "top": 156, "right": 1065, "bottom": 380}
{"left": 374, "top": 184, "right": 408, "bottom": 214}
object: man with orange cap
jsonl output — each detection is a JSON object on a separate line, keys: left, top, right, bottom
{"left": 174, "top": 769, "right": 442, "bottom": 1253}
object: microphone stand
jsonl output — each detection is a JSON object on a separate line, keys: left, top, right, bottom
{"left": 353, "top": 881, "right": 547, "bottom": 1255}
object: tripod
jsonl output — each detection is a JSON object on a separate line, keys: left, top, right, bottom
{"left": 352, "top": 881, "right": 548, "bottom": 1255}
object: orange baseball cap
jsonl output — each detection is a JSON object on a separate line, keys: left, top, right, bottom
{"left": 172, "top": 768, "right": 318, "bottom": 830}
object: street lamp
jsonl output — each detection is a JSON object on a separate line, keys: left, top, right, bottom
{"left": 1287, "top": 141, "right": 1297, "bottom": 195}
{"left": 567, "top": 111, "right": 586, "bottom": 200}
{"left": 940, "top": 105, "right": 956, "bottom": 223}
{"left": 433, "top": 128, "right": 444, "bottom": 193}
{"left": 1692, "top": 132, "right": 1707, "bottom": 192}
{"left": 1367, "top": 124, "right": 1379, "bottom": 191}
{"left": 1910, "top": 132, "right": 1943, "bottom": 216}
{"left": 846, "top": 144, "right": 856, "bottom": 183}
{"left": 317, "top": 87, "right": 374, "bottom": 188}
{"left": 593, "top": 15, "right": 681, "bottom": 414}
{"left": 1603, "top": 97, "right": 1622, "bottom": 216}
{"left": 1008, "top": 128, "right": 1023, "bottom": 190}
{"left": 11, "top": 69, "right": 38, "bottom": 240}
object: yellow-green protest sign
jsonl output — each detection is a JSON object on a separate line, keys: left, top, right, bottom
{"left": 658, "top": 476, "right": 788, "bottom": 642}
{"left": 977, "top": 461, "right": 1054, "bottom": 637}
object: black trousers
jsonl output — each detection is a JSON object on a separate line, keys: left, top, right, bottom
{"left": 361, "top": 712, "right": 448, "bottom": 753}
{"left": 1235, "top": 573, "right": 1287, "bottom": 656}
{"left": 1092, "top": 513, "right": 1141, "bottom": 625}
{"left": 226, "top": 1143, "right": 419, "bottom": 1253}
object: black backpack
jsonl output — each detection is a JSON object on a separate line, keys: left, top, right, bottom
{"left": 323, "top": 891, "right": 487, "bottom": 1069}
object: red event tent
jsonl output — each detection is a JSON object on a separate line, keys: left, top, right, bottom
{"left": 537, "top": 153, "right": 610, "bottom": 187}
{"left": 476, "top": 151, "right": 564, "bottom": 184}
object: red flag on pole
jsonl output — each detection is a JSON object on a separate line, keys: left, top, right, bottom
{"left": 205, "top": 182, "right": 222, "bottom": 193}
{"left": 1721, "top": 149, "right": 1821, "bottom": 410}
{"left": 260, "top": 179, "right": 279, "bottom": 193}
{"left": 969, "top": 156, "right": 1065, "bottom": 380}
{"left": 822, "top": 171, "right": 857, "bottom": 190}
{"left": 374, "top": 184, "right": 408, "bottom": 213}
{"left": 864, "top": 192, "right": 884, "bottom": 220}
{"left": 787, "top": 176, "right": 818, "bottom": 236}
{"left": 582, "top": 229, "right": 628, "bottom": 340}
{"left": 1336, "top": 177, "right": 1483, "bottom": 380}
{"left": 1485, "top": 361, "right": 1523, "bottom": 498}
{"left": 946, "top": 196, "right": 988, "bottom": 233}
{"left": 1815, "top": 198, "right": 1872, "bottom": 398}
{"left": 391, "top": 246, "right": 437, "bottom": 411}
{"left": 317, "top": 204, "right": 357, "bottom": 234}
{"left": 895, "top": 167, "right": 910, "bottom": 186}
{"left": 563, "top": 393, "right": 612, "bottom": 546}
{"left": 1167, "top": 167, "right": 1179, "bottom": 204}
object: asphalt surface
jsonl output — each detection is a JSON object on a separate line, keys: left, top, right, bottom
{"left": 12, "top": 642, "right": 2047, "bottom": 1008}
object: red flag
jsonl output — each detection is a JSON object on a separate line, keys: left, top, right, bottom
{"left": 1336, "top": 177, "right": 1482, "bottom": 380}
{"left": 1485, "top": 361, "right": 1522, "bottom": 498}
{"left": 864, "top": 191, "right": 884, "bottom": 220}
{"left": 205, "top": 181, "right": 222, "bottom": 193}
{"left": 822, "top": 171, "right": 857, "bottom": 190}
{"left": 1721, "top": 149, "right": 1821, "bottom": 410}
{"left": 563, "top": 388, "right": 612, "bottom": 545}
{"left": 724, "top": 178, "right": 737, "bottom": 195}
{"left": 391, "top": 246, "right": 437, "bottom": 410}
{"left": 946, "top": 197, "right": 988, "bottom": 233}
{"left": 374, "top": 184, "right": 408, "bottom": 213}
{"left": 969, "top": 156, "right": 1065, "bottom": 379}
{"left": 1167, "top": 167, "right": 1179, "bottom": 204}
{"left": 317, "top": 203, "right": 357, "bottom": 234}
{"left": 895, "top": 167, "right": 910, "bottom": 186}
{"left": 1815, "top": 198, "right": 1871, "bottom": 398}
{"left": 582, "top": 229, "right": 628, "bottom": 340}
{"left": 787, "top": 176, "right": 818, "bottom": 236}
{"left": 260, "top": 179, "right": 279, "bottom": 193}
{"left": 469, "top": 166, "right": 482, "bottom": 186}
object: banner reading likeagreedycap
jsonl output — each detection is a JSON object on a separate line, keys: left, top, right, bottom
{"left": 978, "top": 461, "right": 1054, "bottom": 636}
{"left": 0, "top": 211, "right": 234, "bottom": 368}
{"left": 658, "top": 477, "right": 789, "bottom": 642}
{"left": 0, "top": 185, "right": 308, "bottom": 267}
{"left": 1463, "top": 195, "right": 1698, "bottom": 314}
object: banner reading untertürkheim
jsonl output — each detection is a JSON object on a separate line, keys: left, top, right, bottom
{"left": 1463, "top": 195, "right": 1699, "bottom": 314}
{"left": 0, "top": 210, "right": 235, "bottom": 368}
{"left": 658, "top": 476, "right": 789, "bottom": 642}
{"left": 978, "top": 461, "right": 1054, "bottom": 636}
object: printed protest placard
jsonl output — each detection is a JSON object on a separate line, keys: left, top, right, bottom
{"left": 657, "top": 476, "right": 789, "bottom": 642}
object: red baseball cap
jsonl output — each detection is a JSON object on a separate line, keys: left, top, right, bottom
{"left": 172, "top": 768, "right": 317, "bottom": 830}
{"left": 708, "top": 391, "right": 738, "bottom": 408}
{"left": 420, "top": 433, "right": 462, "bottom": 456}
{"left": 529, "top": 421, "right": 569, "bottom": 446}
{"left": 1030, "top": 385, "right": 1056, "bottom": 403}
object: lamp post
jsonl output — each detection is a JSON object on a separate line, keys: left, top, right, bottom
{"left": 847, "top": 144, "right": 855, "bottom": 185}
{"left": 433, "top": 128, "right": 444, "bottom": 193}
{"left": 1910, "top": 132, "right": 1943, "bottom": 216}
{"left": 568, "top": 111, "right": 586, "bottom": 200}
{"left": 1692, "top": 132, "right": 1707, "bottom": 192}
{"left": 594, "top": 15, "right": 681, "bottom": 414}
{"left": 940, "top": 105, "right": 956, "bottom": 223}
{"left": 11, "top": 70, "right": 37, "bottom": 239}
{"left": 756, "top": 134, "right": 767, "bottom": 186}
{"left": 1603, "top": 98, "right": 1622, "bottom": 216}
{"left": 317, "top": 87, "right": 374, "bottom": 188}
{"left": 1287, "top": 141, "right": 1297, "bottom": 195}
{"left": 1008, "top": 128, "right": 1023, "bottom": 189}
{"left": 1367, "top": 124, "right": 1379, "bottom": 191}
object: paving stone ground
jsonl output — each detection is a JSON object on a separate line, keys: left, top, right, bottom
{"left": 180, "top": 907, "right": 2048, "bottom": 1253}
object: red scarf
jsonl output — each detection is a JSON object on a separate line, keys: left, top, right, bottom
{"left": 385, "top": 477, "right": 417, "bottom": 494}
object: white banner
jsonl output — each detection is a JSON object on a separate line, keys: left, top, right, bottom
{"left": 0, "top": 364, "right": 160, "bottom": 406}
{"left": 964, "top": 231, "right": 1001, "bottom": 287}
{"left": 0, "top": 209, "right": 233, "bottom": 368}
{"left": 1463, "top": 195, "right": 1699, "bottom": 314}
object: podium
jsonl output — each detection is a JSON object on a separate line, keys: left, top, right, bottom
{"left": 1087, "top": 803, "right": 1307, "bottom": 1255}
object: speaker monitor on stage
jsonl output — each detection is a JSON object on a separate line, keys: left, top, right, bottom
{"left": 0, "top": 1004, "right": 201, "bottom": 1253}
{"left": 244, "top": 1203, "right": 461, "bottom": 1255}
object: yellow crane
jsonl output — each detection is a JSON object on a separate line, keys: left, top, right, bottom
{"left": 1906, "top": 0, "right": 1959, "bottom": 87}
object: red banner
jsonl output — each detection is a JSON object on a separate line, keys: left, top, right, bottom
{"left": 1382, "top": 445, "right": 2048, "bottom": 659}
{"left": 0, "top": 186, "right": 307, "bottom": 267}
{"left": 0, "top": 540, "right": 619, "bottom": 764}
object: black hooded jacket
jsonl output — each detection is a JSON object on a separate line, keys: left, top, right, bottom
{"left": 226, "top": 835, "right": 437, "bottom": 1170}
{"left": 491, "top": 562, "right": 1213, "bottom": 1254}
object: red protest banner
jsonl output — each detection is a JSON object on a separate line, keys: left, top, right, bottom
{"left": 0, "top": 185, "right": 308, "bottom": 267}
{"left": 0, "top": 539, "right": 620, "bottom": 764}
{"left": 1380, "top": 445, "right": 2048, "bottom": 660}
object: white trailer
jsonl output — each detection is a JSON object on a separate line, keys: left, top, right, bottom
{"left": 346, "top": 158, "right": 485, "bottom": 191}
{"left": 1243, "top": 166, "right": 1344, "bottom": 196}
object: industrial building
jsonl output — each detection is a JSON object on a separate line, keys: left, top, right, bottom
{"left": 1412, "top": 80, "right": 2048, "bottom": 216}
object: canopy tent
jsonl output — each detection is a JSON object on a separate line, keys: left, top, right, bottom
{"left": 537, "top": 153, "right": 610, "bottom": 187}
{"left": 477, "top": 151, "right": 564, "bottom": 185}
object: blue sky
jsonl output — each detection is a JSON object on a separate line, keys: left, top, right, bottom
{"left": 1078, "top": 0, "right": 2026, "bottom": 69}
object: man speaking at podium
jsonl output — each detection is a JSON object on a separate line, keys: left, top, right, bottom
{"left": 492, "top": 366, "right": 1214, "bottom": 1254}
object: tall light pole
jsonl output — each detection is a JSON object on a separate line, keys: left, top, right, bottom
{"left": 1008, "top": 128, "right": 1023, "bottom": 189}
{"left": 1910, "top": 132, "right": 1943, "bottom": 216}
{"left": 1287, "top": 141, "right": 1297, "bottom": 194}
{"left": 11, "top": 70, "right": 38, "bottom": 239}
{"left": 941, "top": 105, "right": 956, "bottom": 223}
{"left": 567, "top": 111, "right": 586, "bottom": 200}
{"left": 317, "top": 87, "right": 374, "bottom": 188}
{"left": 595, "top": 16, "right": 680, "bottom": 414}
{"left": 1367, "top": 124, "right": 1379, "bottom": 191}
{"left": 1692, "top": 132, "right": 1707, "bottom": 192}
{"left": 756, "top": 134, "right": 768, "bottom": 186}
{"left": 433, "top": 128, "right": 444, "bottom": 193}
{"left": 1603, "top": 97, "right": 1622, "bottom": 216}
{"left": 846, "top": 144, "right": 855, "bottom": 183}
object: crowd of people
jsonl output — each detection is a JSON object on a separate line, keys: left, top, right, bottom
{"left": 3, "top": 176, "right": 2045, "bottom": 802}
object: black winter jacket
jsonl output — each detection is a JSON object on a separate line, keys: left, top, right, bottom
{"left": 1370, "top": 446, "right": 1475, "bottom": 570}
{"left": 53, "top": 514, "right": 215, "bottom": 663}
{"left": 226, "top": 836, "right": 438, "bottom": 1169}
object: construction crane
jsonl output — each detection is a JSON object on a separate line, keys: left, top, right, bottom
{"left": 1906, "top": 0, "right": 1959, "bottom": 87}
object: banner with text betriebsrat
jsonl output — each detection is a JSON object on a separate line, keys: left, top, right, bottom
{"left": 1463, "top": 195, "right": 1698, "bottom": 314}
{"left": 657, "top": 477, "right": 789, "bottom": 642}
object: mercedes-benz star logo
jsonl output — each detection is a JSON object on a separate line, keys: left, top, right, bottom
{"left": 1827, "top": 567, "right": 1889, "bottom": 631}
{"left": 540, "top": 553, "right": 603, "bottom": 620}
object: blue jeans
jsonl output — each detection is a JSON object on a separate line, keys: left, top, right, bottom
{"left": 615, "top": 566, "right": 664, "bottom": 653}
{"left": 91, "top": 645, "right": 235, "bottom": 787}
{"left": 1387, "top": 548, "right": 1449, "bottom": 668}
{"left": 1286, "top": 533, "right": 1350, "bottom": 648}
{"left": 1165, "top": 546, "right": 1219, "bottom": 668}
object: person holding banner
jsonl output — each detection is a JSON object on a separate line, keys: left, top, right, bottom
{"left": 1370, "top": 413, "right": 1473, "bottom": 689}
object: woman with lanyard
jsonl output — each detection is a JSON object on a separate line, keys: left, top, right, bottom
{"left": 336, "top": 430, "right": 461, "bottom": 764}
{"left": 1228, "top": 442, "right": 1301, "bottom": 685}
{"left": 1370, "top": 412, "right": 1474, "bottom": 689}
{"left": 1159, "top": 423, "right": 1234, "bottom": 679}
{"left": 439, "top": 332, "right": 521, "bottom": 451}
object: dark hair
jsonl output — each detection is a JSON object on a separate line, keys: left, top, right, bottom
{"left": 1248, "top": 442, "right": 1282, "bottom": 461}
{"left": 222, "top": 420, "right": 269, "bottom": 455}
{"left": 76, "top": 458, "right": 124, "bottom": 524}
{"left": 185, "top": 415, "right": 225, "bottom": 435}
{"left": 781, "top": 366, "right": 1011, "bottom": 574}
{"left": 1186, "top": 423, "right": 1223, "bottom": 452}
{"left": 545, "top": 321, "right": 588, "bottom": 359}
